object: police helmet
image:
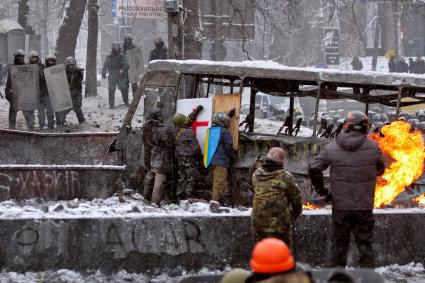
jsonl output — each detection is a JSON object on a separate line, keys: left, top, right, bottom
{"left": 28, "top": 50, "right": 39, "bottom": 58}
{"left": 14, "top": 49, "right": 25, "bottom": 57}
{"left": 343, "top": 111, "right": 370, "bottom": 134}
{"left": 154, "top": 37, "right": 164, "bottom": 47}
{"left": 123, "top": 34, "right": 133, "bottom": 41}
{"left": 64, "top": 56, "right": 76, "bottom": 66}
{"left": 111, "top": 42, "right": 121, "bottom": 51}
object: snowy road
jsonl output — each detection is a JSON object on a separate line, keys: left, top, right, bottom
{"left": 0, "top": 264, "right": 425, "bottom": 282}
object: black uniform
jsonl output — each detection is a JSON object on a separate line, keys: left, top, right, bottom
{"left": 38, "top": 62, "right": 55, "bottom": 129}
{"left": 149, "top": 45, "right": 168, "bottom": 62}
{"left": 123, "top": 41, "right": 138, "bottom": 97}
{"left": 102, "top": 51, "right": 129, "bottom": 108}
{"left": 57, "top": 66, "right": 85, "bottom": 125}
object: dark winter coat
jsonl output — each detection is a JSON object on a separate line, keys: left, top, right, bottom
{"left": 150, "top": 123, "right": 174, "bottom": 174}
{"left": 66, "top": 67, "right": 84, "bottom": 97}
{"left": 102, "top": 52, "right": 129, "bottom": 78}
{"left": 211, "top": 127, "right": 235, "bottom": 168}
{"left": 388, "top": 60, "right": 396, "bottom": 73}
{"left": 351, "top": 58, "right": 363, "bottom": 71}
{"left": 309, "top": 131, "right": 385, "bottom": 210}
{"left": 174, "top": 126, "right": 201, "bottom": 157}
{"left": 396, "top": 61, "right": 408, "bottom": 73}
{"left": 149, "top": 46, "right": 168, "bottom": 61}
{"left": 415, "top": 60, "right": 425, "bottom": 74}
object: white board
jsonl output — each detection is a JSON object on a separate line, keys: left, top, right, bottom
{"left": 126, "top": 47, "right": 144, "bottom": 84}
{"left": 10, "top": 64, "right": 39, "bottom": 111}
{"left": 43, "top": 64, "right": 73, "bottom": 112}
{"left": 176, "top": 98, "right": 213, "bottom": 154}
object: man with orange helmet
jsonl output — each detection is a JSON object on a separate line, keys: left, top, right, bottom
{"left": 251, "top": 147, "right": 302, "bottom": 249}
{"left": 309, "top": 111, "right": 385, "bottom": 268}
{"left": 221, "top": 238, "right": 312, "bottom": 283}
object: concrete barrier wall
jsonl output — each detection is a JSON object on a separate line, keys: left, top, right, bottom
{"left": 0, "top": 212, "right": 423, "bottom": 274}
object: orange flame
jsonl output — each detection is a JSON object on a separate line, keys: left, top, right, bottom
{"left": 302, "top": 203, "right": 320, "bottom": 210}
{"left": 369, "top": 121, "right": 425, "bottom": 208}
{"left": 416, "top": 194, "right": 425, "bottom": 206}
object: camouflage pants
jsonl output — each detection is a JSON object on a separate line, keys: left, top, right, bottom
{"left": 331, "top": 209, "right": 375, "bottom": 268}
{"left": 38, "top": 96, "right": 54, "bottom": 129}
{"left": 176, "top": 156, "right": 199, "bottom": 200}
{"left": 9, "top": 104, "right": 34, "bottom": 130}
{"left": 212, "top": 166, "right": 228, "bottom": 202}
{"left": 108, "top": 75, "right": 129, "bottom": 107}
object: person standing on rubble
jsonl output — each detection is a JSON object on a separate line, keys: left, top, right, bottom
{"left": 171, "top": 106, "right": 203, "bottom": 201}
{"left": 102, "top": 42, "right": 129, "bottom": 108}
{"left": 210, "top": 112, "right": 236, "bottom": 203}
{"left": 309, "top": 111, "right": 385, "bottom": 268}
{"left": 5, "top": 49, "right": 35, "bottom": 130}
{"left": 251, "top": 147, "right": 302, "bottom": 249}
{"left": 57, "top": 56, "right": 85, "bottom": 127}
{"left": 122, "top": 34, "right": 139, "bottom": 99}
{"left": 142, "top": 108, "right": 174, "bottom": 205}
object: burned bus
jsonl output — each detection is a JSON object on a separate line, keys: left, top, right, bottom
{"left": 115, "top": 60, "right": 425, "bottom": 205}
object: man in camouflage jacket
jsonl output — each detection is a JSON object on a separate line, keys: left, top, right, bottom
{"left": 251, "top": 147, "right": 302, "bottom": 249}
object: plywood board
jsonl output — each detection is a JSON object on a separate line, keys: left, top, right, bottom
{"left": 213, "top": 93, "right": 241, "bottom": 149}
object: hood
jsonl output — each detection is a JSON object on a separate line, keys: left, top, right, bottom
{"left": 336, "top": 130, "right": 367, "bottom": 151}
{"left": 254, "top": 167, "right": 284, "bottom": 182}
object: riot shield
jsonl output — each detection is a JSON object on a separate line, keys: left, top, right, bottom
{"left": 10, "top": 64, "right": 39, "bottom": 111}
{"left": 126, "top": 47, "right": 144, "bottom": 84}
{"left": 43, "top": 64, "right": 73, "bottom": 112}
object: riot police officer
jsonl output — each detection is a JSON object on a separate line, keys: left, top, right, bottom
{"left": 102, "top": 42, "right": 129, "bottom": 108}
{"left": 122, "top": 34, "right": 138, "bottom": 98}
{"left": 5, "top": 49, "right": 35, "bottom": 130}
{"left": 57, "top": 57, "right": 85, "bottom": 126}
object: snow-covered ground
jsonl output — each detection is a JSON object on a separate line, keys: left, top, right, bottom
{"left": 0, "top": 86, "right": 135, "bottom": 132}
{"left": 0, "top": 195, "right": 251, "bottom": 220}
{"left": 0, "top": 263, "right": 424, "bottom": 282}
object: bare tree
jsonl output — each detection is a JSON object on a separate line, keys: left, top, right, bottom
{"left": 85, "top": 0, "right": 99, "bottom": 97}
{"left": 55, "top": 0, "right": 87, "bottom": 63}
{"left": 17, "top": 0, "right": 30, "bottom": 31}
{"left": 183, "top": 0, "right": 202, "bottom": 60}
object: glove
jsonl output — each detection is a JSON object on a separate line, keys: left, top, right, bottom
{"left": 312, "top": 194, "right": 332, "bottom": 205}
{"left": 228, "top": 108, "right": 236, "bottom": 118}
{"left": 196, "top": 105, "right": 204, "bottom": 112}
{"left": 102, "top": 74, "right": 106, "bottom": 79}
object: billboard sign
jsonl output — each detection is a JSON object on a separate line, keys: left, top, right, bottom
{"left": 115, "top": 0, "right": 166, "bottom": 19}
